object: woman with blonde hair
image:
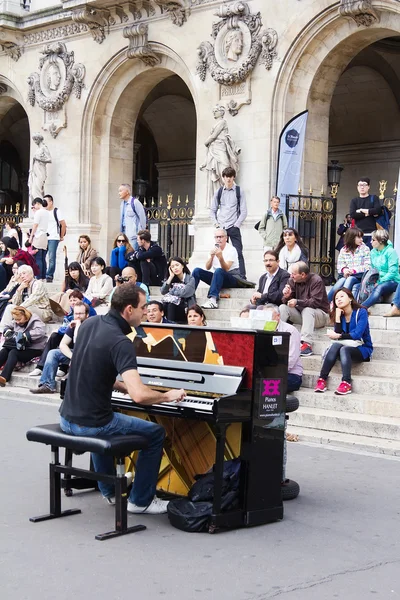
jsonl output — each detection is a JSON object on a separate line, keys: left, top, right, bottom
{"left": 0, "top": 306, "right": 47, "bottom": 386}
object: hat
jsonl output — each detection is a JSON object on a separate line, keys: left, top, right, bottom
{"left": 2, "top": 236, "right": 18, "bottom": 250}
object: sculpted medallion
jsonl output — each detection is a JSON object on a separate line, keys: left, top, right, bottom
{"left": 27, "top": 42, "right": 86, "bottom": 138}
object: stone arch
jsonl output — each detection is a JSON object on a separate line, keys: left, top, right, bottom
{"left": 271, "top": 3, "right": 400, "bottom": 191}
{"left": 80, "top": 45, "right": 198, "bottom": 254}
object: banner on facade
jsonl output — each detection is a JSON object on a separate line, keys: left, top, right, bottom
{"left": 394, "top": 167, "right": 400, "bottom": 257}
{"left": 276, "top": 110, "right": 309, "bottom": 213}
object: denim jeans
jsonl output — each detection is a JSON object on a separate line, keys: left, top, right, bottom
{"left": 287, "top": 373, "right": 302, "bottom": 393}
{"left": 361, "top": 280, "right": 398, "bottom": 308}
{"left": 192, "top": 267, "right": 239, "bottom": 300}
{"left": 226, "top": 226, "right": 246, "bottom": 279}
{"left": 35, "top": 248, "right": 47, "bottom": 279}
{"left": 320, "top": 342, "right": 364, "bottom": 382}
{"left": 391, "top": 283, "right": 400, "bottom": 309}
{"left": 46, "top": 239, "right": 59, "bottom": 280}
{"left": 60, "top": 413, "right": 165, "bottom": 505}
{"left": 327, "top": 274, "right": 362, "bottom": 302}
{"left": 40, "top": 348, "right": 70, "bottom": 391}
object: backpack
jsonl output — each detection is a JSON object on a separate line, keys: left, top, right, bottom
{"left": 53, "top": 208, "right": 66, "bottom": 237}
{"left": 217, "top": 186, "right": 241, "bottom": 218}
{"left": 358, "top": 268, "right": 380, "bottom": 304}
{"left": 130, "top": 197, "right": 147, "bottom": 229}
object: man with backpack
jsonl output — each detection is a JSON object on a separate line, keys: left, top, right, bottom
{"left": 44, "top": 194, "right": 67, "bottom": 283}
{"left": 119, "top": 183, "right": 147, "bottom": 251}
{"left": 209, "top": 167, "right": 247, "bottom": 279}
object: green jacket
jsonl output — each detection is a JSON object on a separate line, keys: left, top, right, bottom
{"left": 370, "top": 241, "right": 400, "bottom": 284}
{"left": 258, "top": 209, "right": 287, "bottom": 248}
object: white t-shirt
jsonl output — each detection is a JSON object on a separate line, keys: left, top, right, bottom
{"left": 47, "top": 207, "right": 64, "bottom": 240}
{"left": 33, "top": 207, "right": 50, "bottom": 249}
{"left": 211, "top": 243, "right": 239, "bottom": 272}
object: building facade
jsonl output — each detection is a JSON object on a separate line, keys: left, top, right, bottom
{"left": 0, "top": 0, "right": 399, "bottom": 279}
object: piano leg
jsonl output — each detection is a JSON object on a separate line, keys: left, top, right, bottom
{"left": 209, "top": 424, "right": 227, "bottom": 533}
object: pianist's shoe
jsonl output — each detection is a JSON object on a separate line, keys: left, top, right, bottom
{"left": 127, "top": 496, "right": 169, "bottom": 515}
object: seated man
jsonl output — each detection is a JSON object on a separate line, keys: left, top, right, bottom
{"left": 146, "top": 300, "right": 173, "bottom": 324}
{"left": 279, "top": 262, "right": 329, "bottom": 357}
{"left": 262, "top": 304, "right": 303, "bottom": 392}
{"left": 247, "top": 250, "right": 290, "bottom": 310}
{"left": 110, "top": 266, "right": 150, "bottom": 303}
{"left": 30, "top": 301, "right": 90, "bottom": 394}
{"left": 128, "top": 229, "right": 167, "bottom": 287}
{"left": 30, "top": 290, "right": 96, "bottom": 377}
{"left": 192, "top": 228, "right": 241, "bottom": 309}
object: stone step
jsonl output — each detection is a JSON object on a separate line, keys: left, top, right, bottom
{"left": 312, "top": 328, "right": 394, "bottom": 345}
{"left": 311, "top": 340, "right": 400, "bottom": 360}
{"left": 0, "top": 384, "right": 60, "bottom": 403}
{"left": 304, "top": 356, "right": 400, "bottom": 378}
{"left": 286, "top": 425, "right": 400, "bottom": 457}
{"left": 289, "top": 406, "right": 400, "bottom": 441}
{"left": 302, "top": 370, "right": 400, "bottom": 396}
{"left": 7, "top": 370, "right": 63, "bottom": 391}
{"left": 294, "top": 389, "right": 400, "bottom": 418}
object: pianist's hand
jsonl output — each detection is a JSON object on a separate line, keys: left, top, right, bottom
{"left": 163, "top": 388, "right": 186, "bottom": 403}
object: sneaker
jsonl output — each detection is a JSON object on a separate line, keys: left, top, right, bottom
{"left": 201, "top": 299, "right": 218, "bottom": 309}
{"left": 127, "top": 496, "right": 169, "bottom": 515}
{"left": 29, "top": 368, "right": 43, "bottom": 377}
{"left": 300, "top": 342, "right": 313, "bottom": 357}
{"left": 56, "top": 369, "right": 66, "bottom": 377}
{"left": 335, "top": 381, "right": 352, "bottom": 395}
{"left": 29, "top": 385, "right": 55, "bottom": 394}
{"left": 46, "top": 277, "right": 53, "bottom": 283}
{"left": 314, "top": 378, "right": 327, "bottom": 393}
{"left": 103, "top": 496, "right": 115, "bottom": 506}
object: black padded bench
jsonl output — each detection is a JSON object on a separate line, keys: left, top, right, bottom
{"left": 26, "top": 423, "right": 149, "bottom": 541}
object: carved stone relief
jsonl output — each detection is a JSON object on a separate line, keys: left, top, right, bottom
{"left": 0, "top": 30, "right": 22, "bottom": 62}
{"left": 27, "top": 42, "right": 86, "bottom": 138}
{"left": 23, "top": 23, "right": 88, "bottom": 46}
{"left": 123, "top": 23, "right": 160, "bottom": 66}
{"left": 71, "top": 5, "right": 114, "bottom": 44}
{"left": 197, "top": 1, "right": 278, "bottom": 114}
{"left": 339, "top": 0, "right": 379, "bottom": 27}
{"left": 154, "top": 0, "right": 190, "bottom": 27}
{"left": 0, "top": 83, "right": 7, "bottom": 95}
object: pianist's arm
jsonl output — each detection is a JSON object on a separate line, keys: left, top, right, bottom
{"left": 121, "top": 369, "right": 186, "bottom": 405}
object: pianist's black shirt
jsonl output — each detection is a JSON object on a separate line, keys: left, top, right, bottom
{"left": 59, "top": 308, "right": 137, "bottom": 427}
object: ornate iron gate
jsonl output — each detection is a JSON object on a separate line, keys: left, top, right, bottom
{"left": 145, "top": 194, "right": 194, "bottom": 262}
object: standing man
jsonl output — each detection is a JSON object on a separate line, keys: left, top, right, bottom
{"left": 119, "top": 183, "right": 147, "bottom": 251}
{"left": 44, "top": 194, "right": 67, "bottom": 283}
{"left": 258, "top": 196, "right": 288, "bottom": 251}
{"left": 29, "top": 198, "right": 49, "bottom": 280}
{"left": 349, "top": 178, "right": 382, "bottom": 249}
{"left": 209, "top": 167, "right": 247, "bottom": 279}
{"left": 59, "top": 284, "right": 185, "bottom": 513}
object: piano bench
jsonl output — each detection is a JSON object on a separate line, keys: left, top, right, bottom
{"left": 26, "top": 423, "right": 149, "bottom": 541}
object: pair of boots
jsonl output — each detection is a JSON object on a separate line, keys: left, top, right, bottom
{"left": 384, "top": 304, "right": 400, "bottom": 317}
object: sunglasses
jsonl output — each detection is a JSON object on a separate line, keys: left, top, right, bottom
{"left": 117, "top": 239, "right": 126, "bottom": 243}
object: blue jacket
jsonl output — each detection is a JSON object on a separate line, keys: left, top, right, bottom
{"left": 334, "top": 307, "right": 373, "bottom": 360}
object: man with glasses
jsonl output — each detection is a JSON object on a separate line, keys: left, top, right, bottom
{"left": 110, "top": 266, "right": 150, "bottom": 303}
{"left": 349, "top": 178, "right": 382, "bottom": 249}
{"left": 192, "top": 228, "right": 241, "bottom": 309}
{"left": 119, "top": 183, "right": 147, "bottom": 251}
{"left": 247, "top": 250, "right": 290, "bottom": 310}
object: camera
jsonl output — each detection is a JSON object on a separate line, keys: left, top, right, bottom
{"left": 117, "top": 276, "right": 130, "bottom": 283}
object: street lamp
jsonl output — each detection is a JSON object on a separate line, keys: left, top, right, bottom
{"left": 327, "top": 160, "right": 343, "bottom": 199}
{"left": 134, "top": 178, "right": 148, "bottom": 201}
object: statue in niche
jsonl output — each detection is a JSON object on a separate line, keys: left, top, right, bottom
{"left": 200, "top": 105, "right": 241, "bottom": 207}
{"left": 28, "top": 133, "right": 52, "bottom": 203}
{"left": 46, "top": 63, "right": 62, "bottom": 92}
{"left": 224, "top": 28, "right": 243, "bottom": 62}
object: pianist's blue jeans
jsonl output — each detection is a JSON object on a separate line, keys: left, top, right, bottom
{"left": 60, "top": 413, "right": 165, "bottom": 506}
{"left": 192, "top": 267, "right": 239, "bottom": 300}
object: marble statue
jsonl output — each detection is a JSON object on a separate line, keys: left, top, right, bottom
{"left": 28, "top": 133, "right": 52, "bottom": 202}
{"left": 200, "top": 105, "right": 241, "bottom": 207}
{"left": 224, "top": 28, "right": 243, "bottom": 62}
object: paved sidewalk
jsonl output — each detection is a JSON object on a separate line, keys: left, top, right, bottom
{"left": 1, "top": 396, "right": 399, "bottom": 600}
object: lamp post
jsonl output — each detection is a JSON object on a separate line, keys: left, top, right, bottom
{"left": 327, "top": 160, "right": 344, "bottom": 199}
{"left": 133, "top": 178, "right": 148, "bottom": 203}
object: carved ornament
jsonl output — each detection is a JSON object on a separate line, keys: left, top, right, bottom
{"left": 23, "top": 23, "right": 88, "bottom": 46}
{"left": 339, "top": 0, "right": 379, "bottom": 27}
{"left": 0, "top": 83, "right": 7, "bottom": 95}
{"left": 0, "top": 41, "right": 21, "bottom": 62}
{"left": 127, "top": 1, "right": 156, "bottom": 20}
{"left": 71, "top": 4, "right": 114, "bottom": 44}
{"left": 27, "top": 42, "right": 86, "bottom": 137}
{"left": 154, "top": 0, "right": 190, "bottom": 27}
{"left": 123, "top": 23, "right": 160, "bottom": 66}
{"left": 196, "top": 1, "right": 278, "bottom": 86}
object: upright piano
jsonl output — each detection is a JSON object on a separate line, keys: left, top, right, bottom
{"left": 111, "top": 323, "right": 290, "bottom": 532}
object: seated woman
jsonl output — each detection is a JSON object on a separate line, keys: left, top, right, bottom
{"left": 0, "top": 262, "right": 22, "bottom": 320}
{"left": 62, "top": 262, "right": 89, "bottom": 294}
{"left": 361, "top": 229, "right": 400, "bottom": 309}
{"left": 187, "top": 304, "right": 207, "bottom": 326}
{"left": 85, "top": 257, "right": 113, "bottom": 314}
{"left": 328, "top": 228, "right": 370, "bottom": 302}
{"left": 0, "top": 306, "right": 47, "bottom": 386}
{"left": 110, "top": 233, "right": 134, "bottom": 278}
{"left": 0, "top": 264, "right": 53, "bottom": 331}
{"left": 4, "top": 220, "right": 20, "bottom": 246}
{"left": 315, "top": 288, "right": 373, "bottom": 395}
{"left": 76, "top": 235, "right": 98, "bottom": 277}
{"left": 160, "top": 257, "right": 196, "bottom": 324}
{"left": 275, "top": 228, "right": 308, "bottom": 273}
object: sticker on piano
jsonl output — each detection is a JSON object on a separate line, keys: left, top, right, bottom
{"left": 272, "top": 336, "right": 282, "bottom": 346}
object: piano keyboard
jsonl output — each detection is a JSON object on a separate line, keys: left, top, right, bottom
{"left": 112, "top": 391, "right": 215, "bottom": 412}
